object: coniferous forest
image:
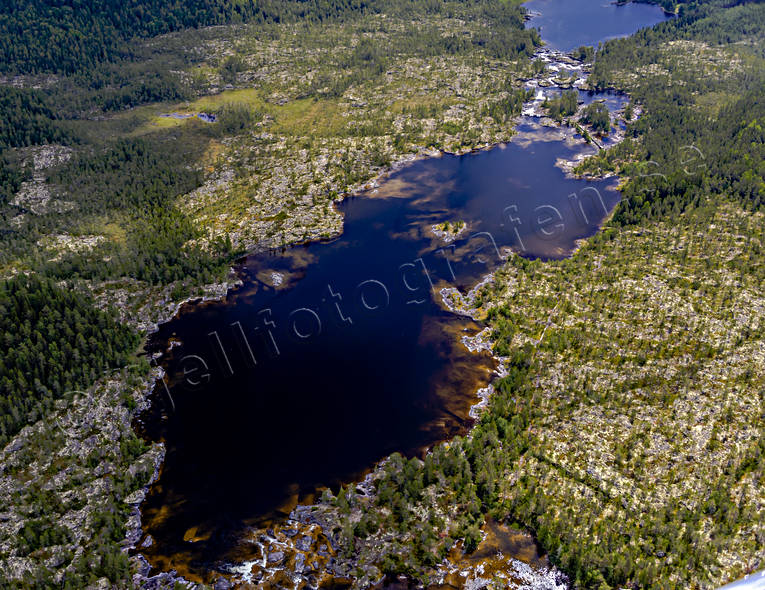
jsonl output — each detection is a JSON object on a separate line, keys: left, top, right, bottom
{"left": 0, "top": 276, "right": 139, "bottom": 445}
{"left": 0, "top": 0, "right": 762, "bottom": 588}
{"left": 317, "top": 2, "right": 765, "bottom": 588}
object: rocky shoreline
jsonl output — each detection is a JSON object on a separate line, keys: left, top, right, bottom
{"left": 121, "top": 133, "right": 516, "bottom": 590}
{"left": 127, "top": 43, "right": 635, "bottom": 590}
{"left": 521, "top": 46, "right": 640, "bottom": 177}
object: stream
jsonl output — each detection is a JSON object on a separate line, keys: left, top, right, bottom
{"left": 134, "top": 0, "right": 671, "bottom": 585}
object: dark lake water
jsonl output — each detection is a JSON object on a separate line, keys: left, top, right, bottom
{"left": 135, "top": 0, "right": 672, "bottom": 578}
{"left": 525, "top": 0, "right": 671, "bottom": 51}
{"left": 136, "top": 111, "right": 623, "bottom": 576}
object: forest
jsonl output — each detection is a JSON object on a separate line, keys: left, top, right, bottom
{"left": 0, "top": 0, "right": 540, "bottom": 297}
{"left": 0, "top": 88, "right": 72, "bottom": 151}
{"left": 1, "top": 0, "right": 532, "bottom": 74}
{"left": 0, "top": 0, "right": 762, "bottom": 587}
{"left": 42, "top": 134, "right": 239, "bottom": 286}
{"left": 588, "top": 0, "right": 765, "bottom": 221}
{"left": 0, "top": 275, "right": 139, "bottom": 446}
{"left": 543, "top": 90, "right": 578, "bottom": 122}
{"left": 580, "top": 103, "right": 610, "bottom": 134}
{"left": 313, "top": 0, "right": 765, "bottom": 587}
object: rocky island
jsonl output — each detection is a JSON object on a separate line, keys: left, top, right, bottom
{"left": 0, "top": 0, "right": 763, "bottom": 589}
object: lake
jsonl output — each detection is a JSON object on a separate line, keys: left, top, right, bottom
{"left": 525, "top": 0, "right": 671, "bottom": 51}
{"left": 135, "top": 0, "right": 669, "bottom": 580}
{"left": 136, "top": 111, "right": 622, "bottom": 576}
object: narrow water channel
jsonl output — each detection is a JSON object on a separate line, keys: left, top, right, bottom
{"left": 135, "top": 0, "right": 670, "bottom": 581}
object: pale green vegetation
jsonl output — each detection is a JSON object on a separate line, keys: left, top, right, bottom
{"left": 149, "top": 15, "right": 539, "bottom": 254}
{"left": 310, "top": 195, "right": 764, "bottom": 589}
{"left": 296, "top": 1, "right": 765, "bottom": 588}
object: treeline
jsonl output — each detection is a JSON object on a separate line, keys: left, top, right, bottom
{"left": 63, "top": 61, "right": 192, "bottom": 113}
{"left": 543, "top": 90, "right": 578, "bottom": 122}
{"left": 45, "top": 206, "right": 236, "bottom": 287}
{"left": 483, "top": 88, "right": 536, "bottom": 124}
{"left": 1, "top": 0, "right": 533, "bottom": 75}
{"left": 0, "top": 275, "right": 139, "bottom": 445}
{"left": 0, "top": 155, "right": 24, "bottom": 206}
{"left": 1, "top": 0, "right": 255, "bottom": 74}
{"left": 42, "top": 133, "right": 239, "bottom": 286}
{"left": 639, "top": 0, "right": 682, "bottom": 14}
{"left": 308, "top": 2, "right": 539, "bottom": 98}
{"left": 50, "top": 136, "right": 203, "bottom": 213}
{"left": 589, "top": 0, "right": 765, "bottom": 224}
{"left": 0, "top": 87, "right": 71, "bottom": 150}
{"left": 0, "top": 103, "right": 246, "bottom": 292}
{"left": 581, "top": 102, "right": 610, "bottom": 134}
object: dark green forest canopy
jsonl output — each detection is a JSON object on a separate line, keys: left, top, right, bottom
{"left": 1, "top": 0, "right": 268, "bottom": 74}
{"left": 588, "top": 0, "right": 765, "bottom": 223}
{"left": 42, "top": 133, "right": 239, "bottom": 286}
{"left": 0, "top": 275, "right": 140, "bottom": 445}
{"left": 0, "top": 87, "right": 72, "bottom": 150}
{"left": 335, "top": 1, "right": 764, "bottom": 588}
{"left": 0, "top": 131, "right": 239, "bottom": 287}
{"left": 1, "top": 0, "right": 531, "bottom": 74}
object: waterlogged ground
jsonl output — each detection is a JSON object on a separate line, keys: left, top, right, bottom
{"left": 136, "top": 101, "right": 625, "bottom": 584}
{"left": 134, "top": 1, "right": 670, "bottom": 586}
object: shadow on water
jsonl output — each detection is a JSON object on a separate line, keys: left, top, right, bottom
{"left": 134, "top": 112, "right": 623, "bottom": 580}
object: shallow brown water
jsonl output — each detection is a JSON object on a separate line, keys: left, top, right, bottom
{"left": 136, "top": 114, "right": 622, "bottom": 580}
